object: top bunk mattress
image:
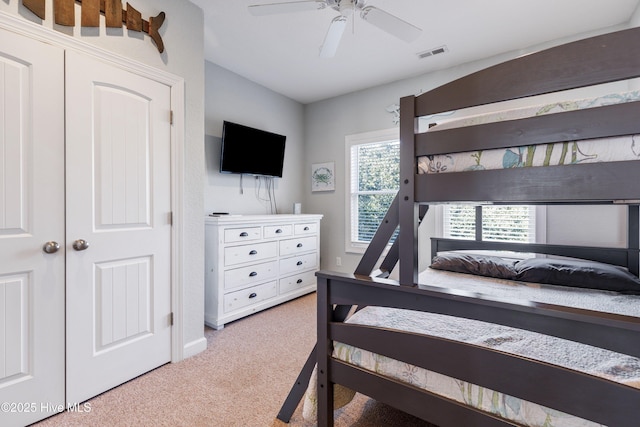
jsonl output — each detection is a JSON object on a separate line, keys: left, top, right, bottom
{"left": 418, "top": 91, "right": 640, "bottom": 174}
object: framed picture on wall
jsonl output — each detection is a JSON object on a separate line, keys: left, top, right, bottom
{"left": 311, "top": 162, "right": 335, "bottom": 192}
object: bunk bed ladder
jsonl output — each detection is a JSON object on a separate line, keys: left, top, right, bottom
{"left": 355, "top": 197, "right": 428, "bottom": 278}
{"left": 277, "top": 194, "right": 427, "bottom": 423}
{"left": 353, "top": 193, "right": 399, "bottom": 277}
{"left": 276, "top": 304, "right": 352, "bottom": 423}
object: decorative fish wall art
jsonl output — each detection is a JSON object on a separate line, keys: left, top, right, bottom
{"left": 22, "top": 0, "right": 166, "bottom": 53}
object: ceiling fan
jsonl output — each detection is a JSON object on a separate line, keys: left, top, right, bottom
{"left": 248, "top": 0, "right": 422, "bottom": 58}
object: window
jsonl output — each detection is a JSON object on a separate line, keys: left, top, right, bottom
{"left": 345, "top": 128, "right": 399, "bottom": 253}
{"left": 441, "top": 204, "right": 540, "bottom": 243}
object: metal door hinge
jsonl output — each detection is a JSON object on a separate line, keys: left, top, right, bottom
{"left": 170, "top": 110, "right": 174, "bottom": 125}
{"left": 170, "top": 312, "right": 174, "bottom": 326}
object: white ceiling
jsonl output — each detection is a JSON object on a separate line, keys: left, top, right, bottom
{"left": 189, "top": 0, "right": 640, "bottom": 104}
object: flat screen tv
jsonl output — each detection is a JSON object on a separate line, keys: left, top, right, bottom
{"left": 220, "top": 121, "right": 286, "bottom": 178}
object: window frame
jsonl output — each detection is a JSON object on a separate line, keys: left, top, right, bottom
{"left": 344, "top": 128, "right": 400, "bottom": 254}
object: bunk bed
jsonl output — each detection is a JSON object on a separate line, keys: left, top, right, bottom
{"left": 277, "top": 25, "right": 640, "bottom": 427}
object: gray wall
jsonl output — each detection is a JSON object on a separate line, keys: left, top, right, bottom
{"left": 204, "top": 62, "right": 306, "bottom": 216}
{"left": 0, "top": 0, "right": 206, "bottom": 352}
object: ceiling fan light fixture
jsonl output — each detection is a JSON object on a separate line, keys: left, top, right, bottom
{"left": 338, "top": 0, "right": 355, "bottom": 16}
{"left": 248, "top": 0, "right": 422, "bottom": 58}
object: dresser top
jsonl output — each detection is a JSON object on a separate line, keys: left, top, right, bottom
{"left": 205, "top": 213, "right": 323, "bottom": 225}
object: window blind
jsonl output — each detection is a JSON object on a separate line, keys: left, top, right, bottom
{"left": 443, "top": 205, "right": 536, "bottom": 243}
{"left": 443, "top": 205, "right": 476, "bottom": 240}
{"left": 482, "top": 205, "right": 536, "bottom": 242}
{"left": 349, "top": 140, "right": 399, "bottom": 244}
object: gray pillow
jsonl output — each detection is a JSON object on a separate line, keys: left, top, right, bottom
{"left": 430, "top": 252, "right": 518, "bottom": 280}
{"left": 514, "top": 257, "right": 640, "bottom": 294}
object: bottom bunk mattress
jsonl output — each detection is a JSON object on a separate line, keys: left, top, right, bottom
{"left": 303, "top": 267, "right": 640, "bottom": 427}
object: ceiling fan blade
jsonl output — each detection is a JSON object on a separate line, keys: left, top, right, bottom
{"left": 319, "top": 15, "right": 347, "bottom": 58}
{"left": 248, "top": 0, "right": 327, "bottom": 16}
{"left": 360, "top": 6, "right": 422, "bottom": 42}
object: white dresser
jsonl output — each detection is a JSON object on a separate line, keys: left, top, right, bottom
{"left": 204, "top": 214, "right": 323, "bottom": 329}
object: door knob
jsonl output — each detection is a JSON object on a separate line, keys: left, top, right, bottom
{"left": 43, "top": 241, "right": 60, "bottom": 254}
{"left": 73, "top": 239, "right": 89, "bottom": 251}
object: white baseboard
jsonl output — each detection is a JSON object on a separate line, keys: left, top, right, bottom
{"left": 183, "top": 337, "right": 207, "bottom": 359}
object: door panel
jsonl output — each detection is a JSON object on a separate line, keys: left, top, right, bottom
{"left": 65, "top": 50, "right": 172, "bottom": 405}
{"left": 94, "top": 84, "right": 151, "bottom": 228}
{"left": 0, "top": 275, "right": 29, "bottom": 378}
{"left": 95, "top": 257, "right": 152, "bottom": 350}
{"left": 0, "top": 28, "right": 65, "bottom": 427}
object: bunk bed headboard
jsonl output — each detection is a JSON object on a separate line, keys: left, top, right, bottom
{"left": 413, "top": 27, "right": 640, "bottom": 117}
{"left": 398, "top": 26, "right": 640, "bottom": 285}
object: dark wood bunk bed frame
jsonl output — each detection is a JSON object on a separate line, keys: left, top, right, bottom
{"left": 277, "top": 26, "right": 640, "bottom": 427}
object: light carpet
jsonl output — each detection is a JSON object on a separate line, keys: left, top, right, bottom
{"left": 33, "top": 293, "right": 433, "bottom": 427}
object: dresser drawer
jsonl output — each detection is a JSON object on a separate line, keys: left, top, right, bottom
{"left": 224, "top": 241, "right": 278, "bottom": 266}
{"left": 224, "top": 261, "right": 278, "bottom": 291}
{"left": 264, "top": 224, "right": 292, "bottom": 239}
{"left": 224, "top": 281, "right": 277, "bottom": 313}
{"left": 205, "top": 214, "right": 322, "bottom": 330}
{"left": 224, "top": 227, "right": 261, "bottom": 243}
{"left": 280, "top": 252, "right": 318, "bottom": 275}
{"left": 280, "top": 270, "right": 316, "bottom": 294}
{"left": 280, "top": 236, "right": 317, "bottom": 256}
{"left": 294, "top": 222, "right": 318, "bottom": 235}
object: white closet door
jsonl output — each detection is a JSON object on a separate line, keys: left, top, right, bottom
{"left": 0, "top": 29, "right": 66, "bottom": 426}
{"left": 65, "top": 50, "right": 172, "bottom": 404}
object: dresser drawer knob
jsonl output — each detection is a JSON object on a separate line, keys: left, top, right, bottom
{"left": 249, "top": 272, "right": 258, "bottom": 277}
{"left": 296, "top": 261, "right": 303, "bottom": 266}
{"left": 240, "top": 232, "right": 249, "bottom": 237}
{"left": 296, "top": 243, "right": 303, "bottom": 248}
{"left": 297, "top": 279, "right": 303, "bottom": 284}
{"left": 276, "top": 229, "right": 283, "bottom": 233}
{"left": 304, "top": 227, "right": 309, "bottom": 231}
{"left": 249, "top": 250, "right": 258, "bottom": 255}
{"left": 249, "top": 293, "right": 257, "bottom": 299}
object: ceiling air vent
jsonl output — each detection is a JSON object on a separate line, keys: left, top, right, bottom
{"left": 417, "top": 45, "right": 448, "bottom": 59}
